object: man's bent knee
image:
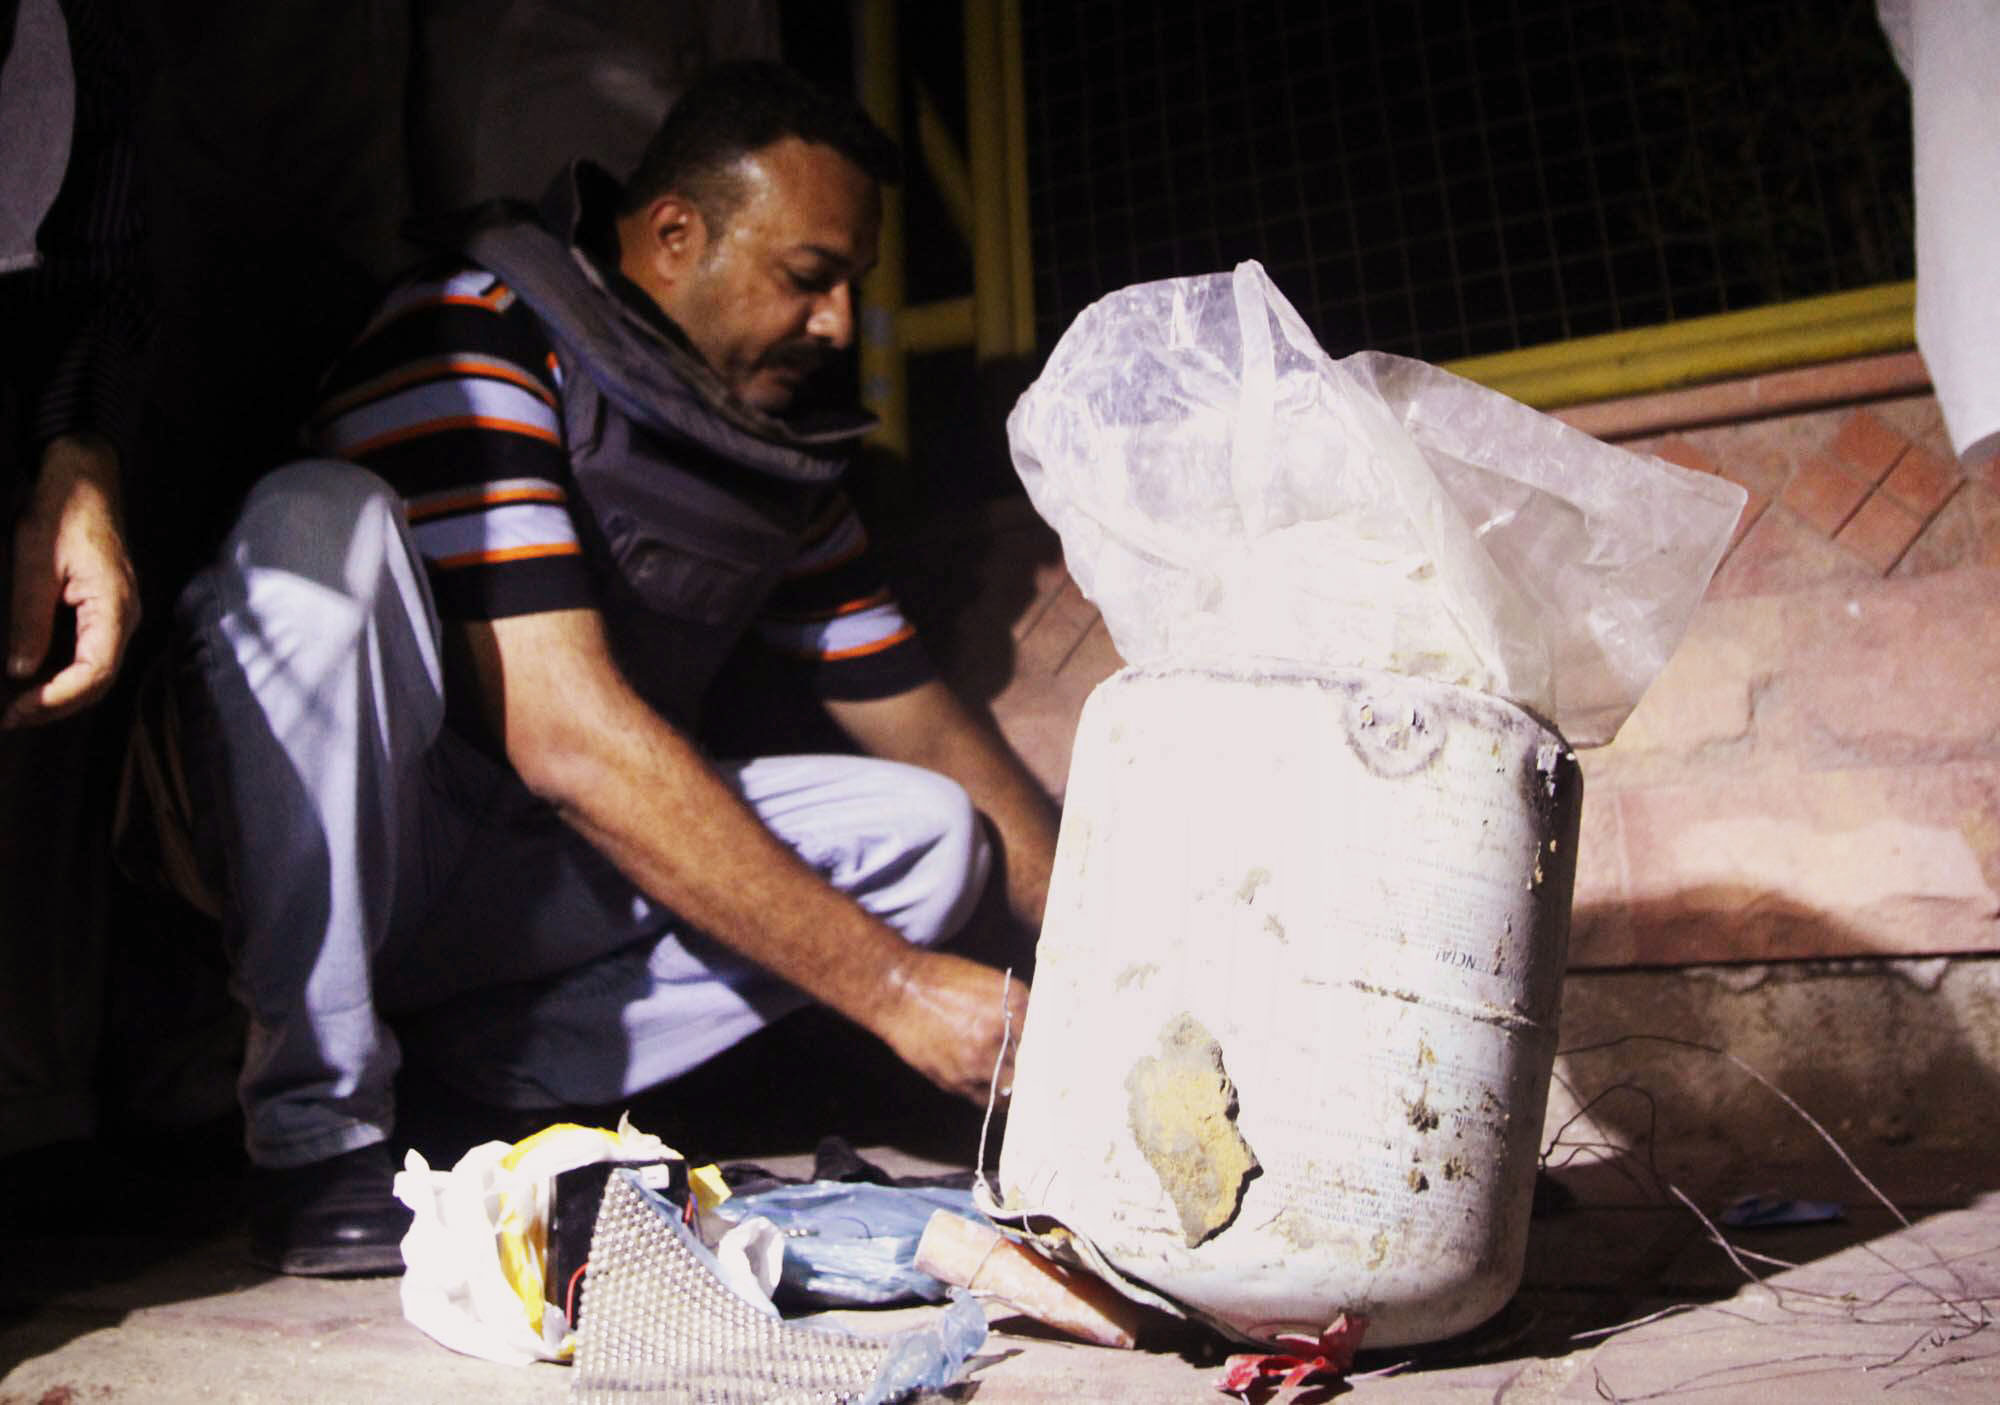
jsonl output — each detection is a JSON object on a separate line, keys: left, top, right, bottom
{"left": 227, "top": 461, "right": 416, "bottom": 599}
{"left": 736, "top": 753, "right": 993, "bottom": 947}
{"left": 889, "top": 764, "right": 992, "bottom": 947}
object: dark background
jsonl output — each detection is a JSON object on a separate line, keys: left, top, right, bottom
{"left": 793, "top": 0, "right": 1912, "bottom": 365}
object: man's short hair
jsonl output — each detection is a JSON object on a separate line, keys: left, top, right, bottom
{"left": 622, "top": 61, "right": 902, "bottom": 232}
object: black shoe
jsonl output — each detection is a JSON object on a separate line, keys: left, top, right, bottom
{"left": 247, "top": 1143, "right": 413, "bottom": 1276}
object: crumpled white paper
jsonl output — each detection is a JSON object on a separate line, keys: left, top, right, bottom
{"left": 392, "top": 1115, "right": 680, "bottom": 1366}
{"left": 713, "top": 1214, "right": 786, "bottom": 1306}
{"left": 1007, "top": 261, "right": 1747, "bottom": 745}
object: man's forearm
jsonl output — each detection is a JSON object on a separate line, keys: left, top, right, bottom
{"left": 459, "top": 610, "right": 1025, "bottom": 1101}
{"left": 519, "top": 661, "right": 916, "bottom": 1031}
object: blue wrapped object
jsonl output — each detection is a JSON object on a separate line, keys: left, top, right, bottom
{"left": 711, "top": 1181, "right": 988, "bottom": 1308}
{"left": 1719, "top": 1193, "right": 1845, "bottom": 1228}
{"left": 862, "top": 1291, "right": 989, "bottom": 1405}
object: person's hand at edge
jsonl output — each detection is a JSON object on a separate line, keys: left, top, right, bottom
{"left": 5, "top": 433, "right": 139, "bottom": 728}
{"left": 874, "top": 948, "right": 1031, "bottom": 1106}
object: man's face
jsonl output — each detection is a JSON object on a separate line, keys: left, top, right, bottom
{"left": 648, "top": 137, "right": 881, "bottom": 414}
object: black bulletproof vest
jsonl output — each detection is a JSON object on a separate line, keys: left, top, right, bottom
{"left": 455, "top": 208, "right": 869, "bottom": 731}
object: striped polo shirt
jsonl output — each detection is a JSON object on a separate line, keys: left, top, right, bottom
{"left": 306, "top": 262, "right": 930, "bottom": 699}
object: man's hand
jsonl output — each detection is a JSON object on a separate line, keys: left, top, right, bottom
{"left": 5, "top": 435, "right": 139, "bottom": 728}
{"left": 462, "top": 608, "right": 1022, "bottom": 1105}
{"left": 876, "top": 948, "right": 1031, "bottom": 1105}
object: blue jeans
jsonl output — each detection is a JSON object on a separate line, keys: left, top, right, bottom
{"left": 175, "top": 462, "right": 989, "bottom": 1168}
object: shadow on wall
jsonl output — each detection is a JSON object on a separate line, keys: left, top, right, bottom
{"left": 853, "top": 347, "right": 1065, "bottom": 707}
{"left": 1567, "top": 876, "right": 2000, "bottom": 967}
{"left": 1547, "top": 895, "right": 2000, "bottom": 1212}
{"left": 895, "top": 502, "right": 1067, "bottom": 708}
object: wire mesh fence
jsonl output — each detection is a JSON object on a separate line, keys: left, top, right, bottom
{"left": 1022, "top": 0, "right": 1913, "bottom": 362}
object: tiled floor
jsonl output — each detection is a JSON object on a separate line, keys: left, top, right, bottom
{"left": 1641, "top": 397, "right": 1992, "bottom": 588}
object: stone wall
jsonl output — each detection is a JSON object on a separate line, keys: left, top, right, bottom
{"left": 1573, "top": 388, "right": 2000, "bottom": 967}
{"left": 1549, "top": 956, "right": 2000, "bottom": 1171}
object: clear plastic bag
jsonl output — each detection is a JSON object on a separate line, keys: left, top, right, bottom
{"left": 861, "top": 1290, "right": 990, "bottom": 1405}
{"left": 1006, "top": 261, "right": 1746, "bottom": 745}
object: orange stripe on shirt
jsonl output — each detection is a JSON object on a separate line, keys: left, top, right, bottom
{"left": 835, "top": 590, "right": 894, "bottom": 617}
{"left": 315, "top": 355, "right": 558, "bottom": 425}
{"left": 357, "top": 286, "right": 517, "bottom": 346}
{"left": 414, "top": 286, "right": 516, "bottom": 310}
{"left": 347, "top": 414, "right": 561, "bottom": 457}
{"left": 764, "top": 590, "right": 895, "bottom": 625}
{"left": 433, "top": 541, "right": 583, "bottom": 569}
{"left": 430, "top": 289, "right": 513, "bottom": 313}
{"left": 407, "top": 484, "right": 567, "bottom": 523}
{"left": 818, "top": 624, "right": 917, "bottom": 662}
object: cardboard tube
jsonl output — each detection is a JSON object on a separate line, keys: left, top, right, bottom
{"left": 914, "top": 1211, "right": 1145, "bottom": 1350}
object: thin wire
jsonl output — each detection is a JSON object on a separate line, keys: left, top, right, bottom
{"left": 1569, "top": 1302, "right": 1701, "bottom": 1342}
{"left": 1564, "top": 1037, "right": 1983, "bottom": 1327}
{"left": 1541, "top": 1072, "right": 1665, "bottom": 1201}
{"left": 1559, "top": 1034, "right": 1912, "bottom": 1231}
{"left": 1668, "top": 1183, "right": 1789, "bottom": 1297}
{"left": 974, "top": 968, "right": 1016, "bottom": 1208}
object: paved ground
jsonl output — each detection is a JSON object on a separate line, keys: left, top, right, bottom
{"left": 5, "top": 1118, "right": 1999, "bottom": 1404}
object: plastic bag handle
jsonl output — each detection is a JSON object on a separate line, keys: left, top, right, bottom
{"left": 1230, "top": 262, "right": 1277, "bottom": 537}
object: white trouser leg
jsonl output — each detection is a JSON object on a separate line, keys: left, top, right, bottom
{"left": 176, "top": 461, "right": 449, "bottom": 1168}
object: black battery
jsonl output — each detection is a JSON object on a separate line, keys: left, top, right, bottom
{"left": 547, "top": 1157, "right": 689, "bottom": 1330}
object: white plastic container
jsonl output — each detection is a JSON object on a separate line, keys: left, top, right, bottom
{"left": 997, "top": 665, "right": 1581, "bottom": 1348}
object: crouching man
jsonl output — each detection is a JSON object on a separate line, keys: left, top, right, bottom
{"left": 166, "top": 61, "right": 1057, "bottom": 1274}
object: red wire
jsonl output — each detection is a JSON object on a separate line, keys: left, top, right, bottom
{"left": 565, "top": 1262, "right": 589, "bottom": 1323}
{"left": 564, "top": 1185, "right": 690, "bottom": 1323}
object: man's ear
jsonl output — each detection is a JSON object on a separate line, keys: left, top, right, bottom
{"left": 644, "top": 193, "right": 707, "bottom": 282}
